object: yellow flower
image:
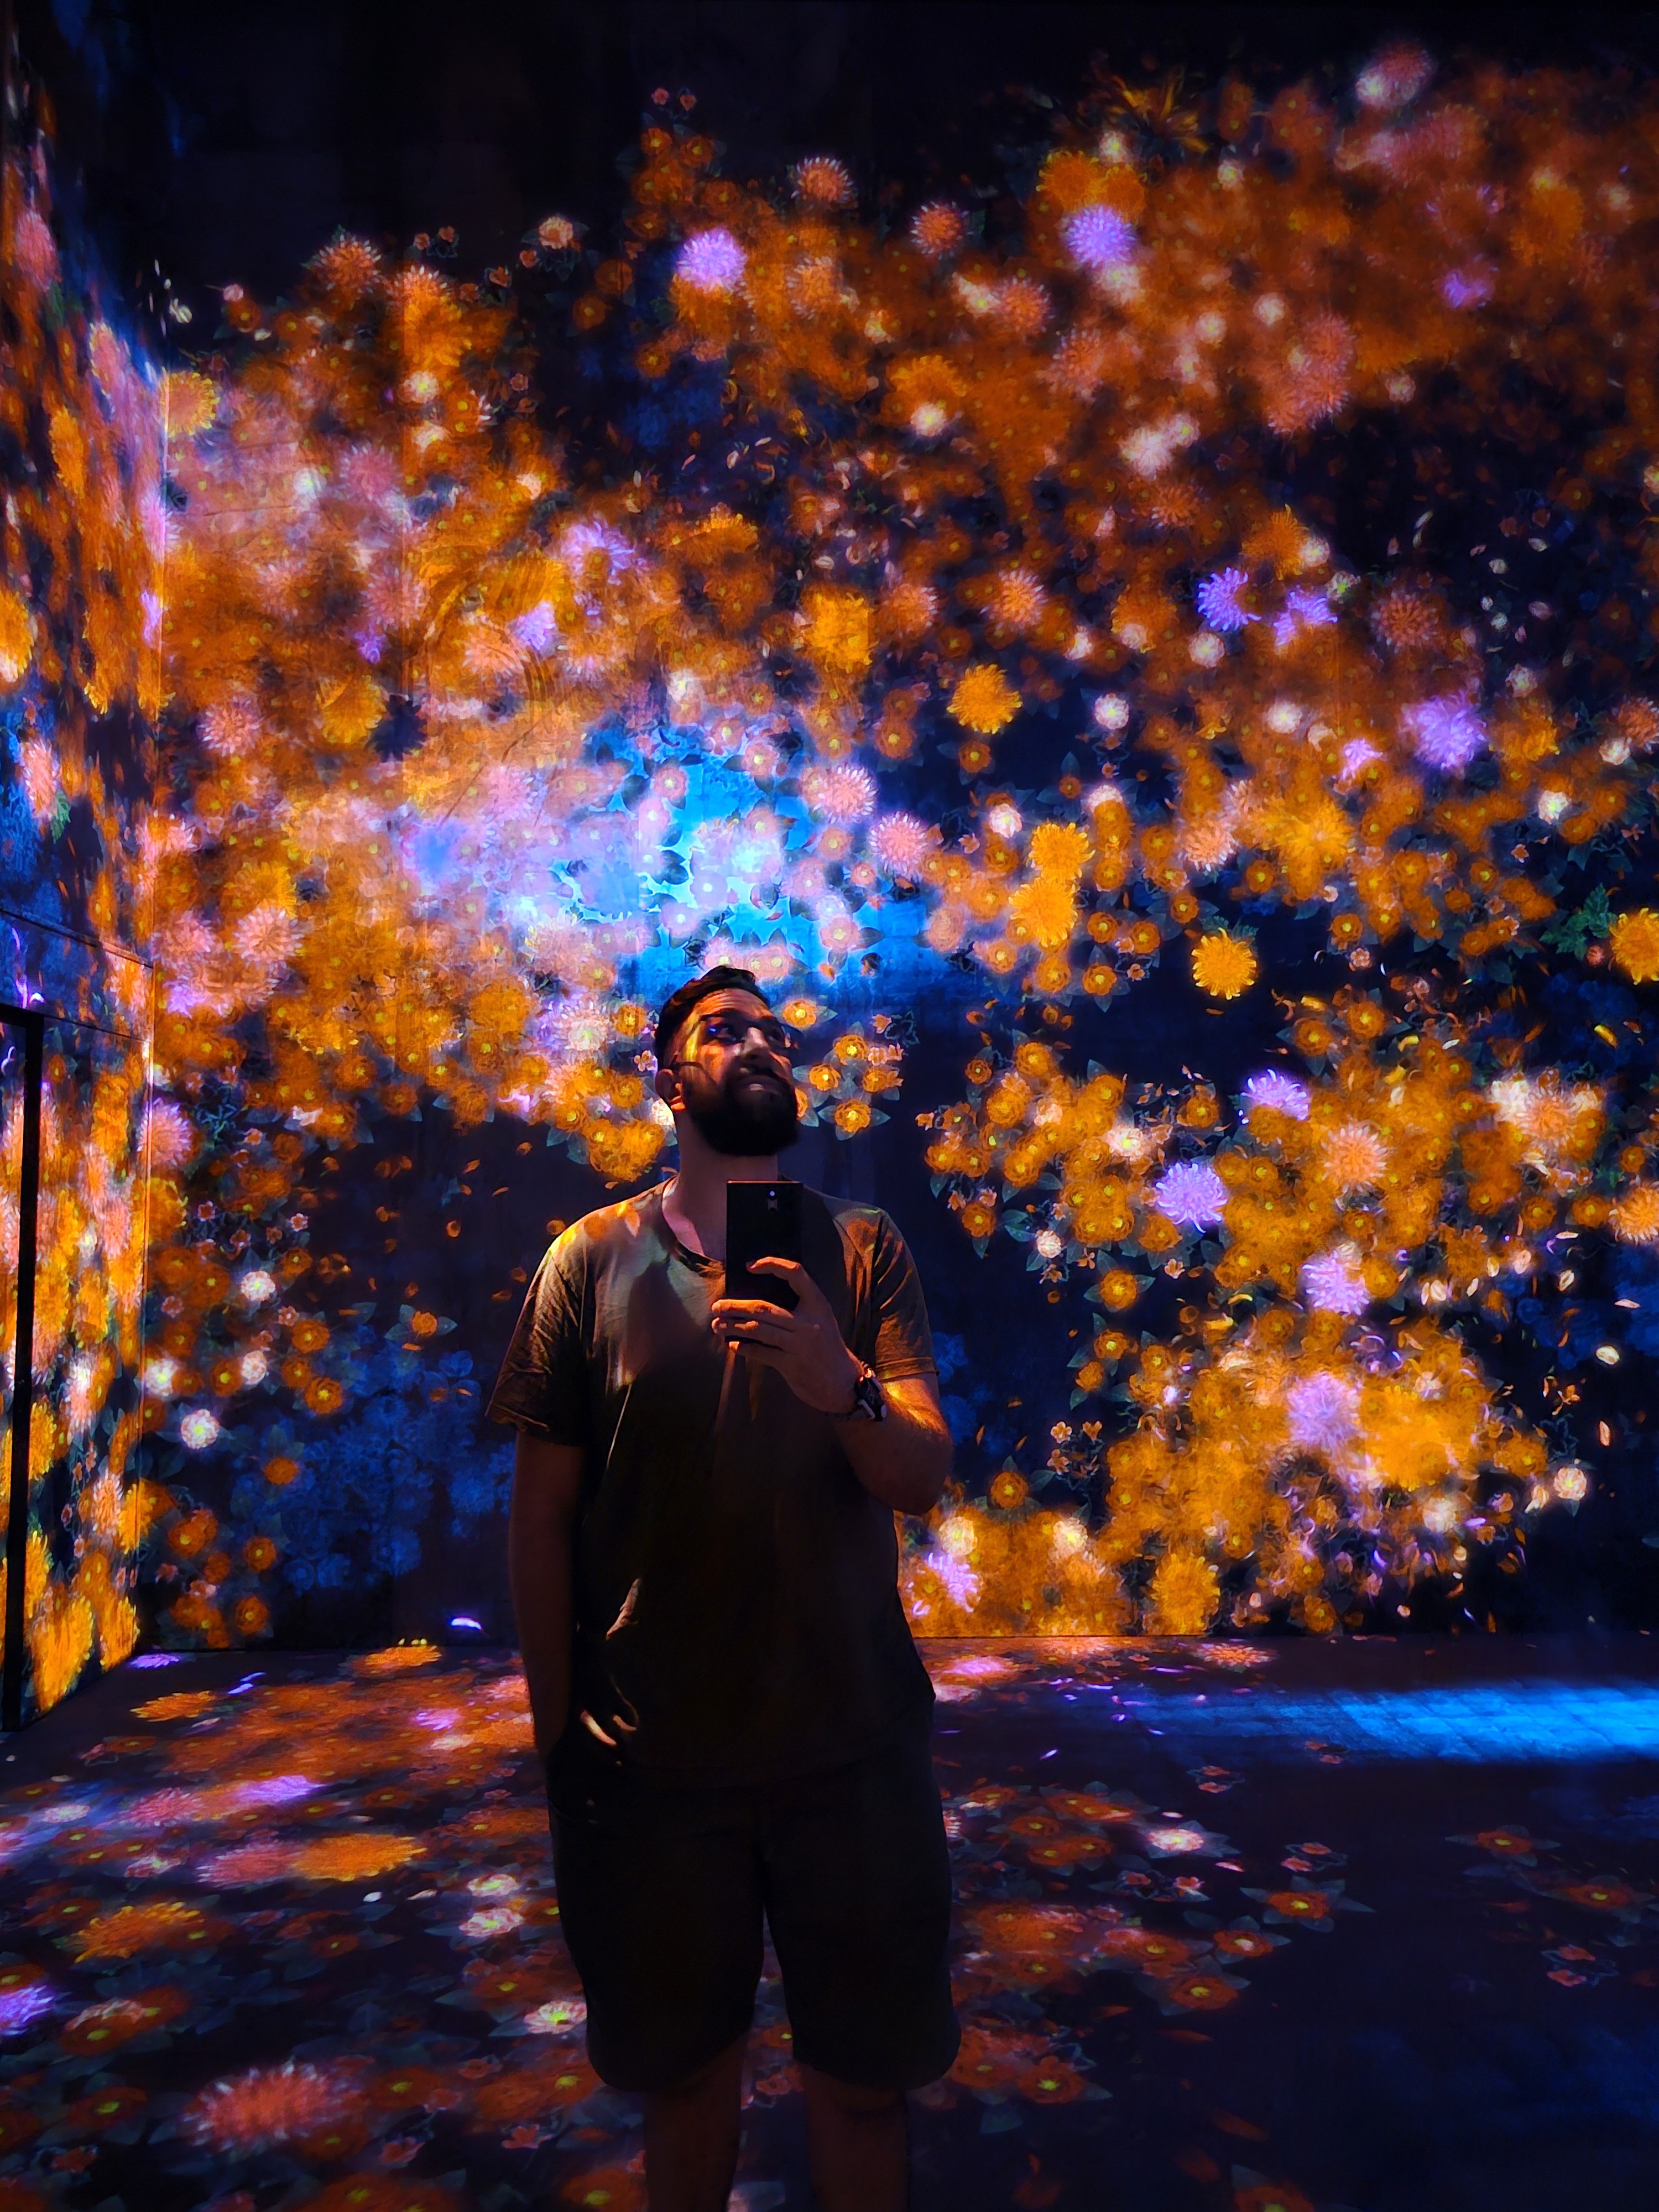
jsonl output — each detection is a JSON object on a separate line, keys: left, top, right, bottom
{"left": 799, "top": 586, "right": 872, "bottom": 681}
{"left": 1145, "top": 1551, "right": 1219, "bottom": 1635}
{"left": 1609, "top": 908, "right": 1659, "bottom": 984}
{"left": 949, "top": 662, "right": 1021, "bottom": 735}
{"left": 1190, "top": 931, "right": 1258, "bottom": 999}
{"left": 1028, "top": 820, "right": 1092, "bottom": 880}
{"left": 1610, "top": 1184, "right": 1659, "bottom": 1244}
{"left": 1009, "top": 873, "right": 1078, "bottom": 951}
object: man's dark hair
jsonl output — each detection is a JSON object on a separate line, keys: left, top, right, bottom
{"left": 652, "top": 965, "right": 770, "bottom": 1072}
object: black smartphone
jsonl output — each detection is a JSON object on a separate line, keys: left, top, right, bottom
{"left": 725, "top": 1180, "right": 804, "bottom": 1311}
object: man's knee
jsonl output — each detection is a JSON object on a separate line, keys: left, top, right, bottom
{"left": 800, "top": 2061, "right": 905, "bottom": 2114}
{"left": 649, "top": 2030, "right": 748, "bottom": 2101}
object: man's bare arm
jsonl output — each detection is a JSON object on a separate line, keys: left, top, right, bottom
{"left": 508, "top": 1432, "right": 583, "bottom": 1761}
{"left": 833, "top": 1370, "right": 953, "bottom": 1520}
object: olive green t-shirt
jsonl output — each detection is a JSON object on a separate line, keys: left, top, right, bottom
{"left": 488, "top": 1180, "right": 938, "bottom": 1787}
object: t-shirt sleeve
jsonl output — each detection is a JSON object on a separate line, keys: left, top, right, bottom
{"left": 867, "top": 1211, "right": 937, "bottom": 1381}
{"left": 487, "top": 1232, "right": 591, "bottom": 1442}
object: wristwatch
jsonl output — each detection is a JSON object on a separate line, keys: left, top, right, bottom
{"left": 834, "top": 1358, "right": 888, "bottom": 1422}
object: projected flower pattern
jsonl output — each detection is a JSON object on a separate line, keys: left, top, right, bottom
{"left": 0, "top": 126, "right": 160, "bottom": 1713}
{"left": 2, "top": 1644, "right": 1657, "bottom": 2204}
{"left": 5, "top": 44, "right": 1659, "bottom": 1662}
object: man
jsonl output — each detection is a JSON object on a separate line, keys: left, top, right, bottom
{"left": 490, "top": 964, "right": 960, "bottom": 2212}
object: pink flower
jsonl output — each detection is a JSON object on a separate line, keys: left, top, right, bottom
{"left": 14, "top": 208, "right": 59, "bottom": 289}
{"left": 183, "top": 2062, "right": 368, "bottom": 2154}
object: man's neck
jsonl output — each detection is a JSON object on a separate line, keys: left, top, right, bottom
{"left": 661, "top": 1133, "right": 782, "bottom": 1260}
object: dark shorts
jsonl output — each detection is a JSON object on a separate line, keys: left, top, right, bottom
{"left": 545, "top": 1714, "right": 961, "bottom": 2095}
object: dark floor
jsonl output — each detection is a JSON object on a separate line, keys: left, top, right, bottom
{"left": 4, "top": 1632, "right": 1659, "bottom": 2210}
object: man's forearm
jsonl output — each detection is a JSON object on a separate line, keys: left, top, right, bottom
{"left": 508, "top": 1484, "right": 575, "bottom": 1761}
{"left": 835, "top": 1397, "right": 952, "bottom": 1517}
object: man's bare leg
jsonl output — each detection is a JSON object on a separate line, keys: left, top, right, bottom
{"left": 799, "top": 2060, "right": 907, "bottom": 2212}
{"left": 640, "top": 2030, "right": 748, "bottom": 2212}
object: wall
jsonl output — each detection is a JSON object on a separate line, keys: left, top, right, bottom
{"left": 1, "top": 88, "right": 161, "bottom": 1715}
{"left": 114, "top": 48, "right": 1659, "bottom": 1651}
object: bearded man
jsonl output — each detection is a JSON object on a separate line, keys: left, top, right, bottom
{"left": 490, "top": 964, "right": 959, "bottom": 2212}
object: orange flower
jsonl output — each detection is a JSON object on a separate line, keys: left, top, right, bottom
{"left": 1025, "top": 1834, "right": 1111, "bottom": 1867}
{"left": 1045, "top": 1792, "right": 1138, "bottom": 1823}
{"left": 473, "top": 2056, "right": 602, "bottom": 2124}
{"left": 950, "top": 663, "right": 1021, "bottom": 735}
{"left": 948, "top": 2029, "right": 1027, "bottom": 2090}
{"left": 1191, "top": 931, "right": 1258, "bottom": 999}
{"left": 1609, "top": 908, "right": 1659, "bottom": 983}
{"left": 290, "top": 1833, "right": 424, "bottom": 1882}
{"left": 62, "top": 2085, "right": 148, "bottom": 2136}
{"left": 73, "top": 1901, "right": 225, "bottom": 1960}
{"left": 1559, "top": 1879, "right": 1644, "bottom": 1913}
{"left": 298, "top": 2174, "right": 464, "bottom": 2212}
{"left": 1264, "top": 1888, "right": 1329, "bottom": 1921}
{"left": 1213, "top": 1928, "right": 1277, "bottom": 1959}
{"left": 558, "top": 2170, "right": 645, "bottom": 2212}
{"left": 1472, "top": 1829, "right": 1535, "bottom": 1857}
{"left": 1162, "top": 1970, "right": 1239, "bottom": 2010}
{"left": 1096, "top": 1928, "right": 1196, "bottom": 1973}
{"left": 1234, "top": 2187, "right": 1315, "bottom": 2212}
{"left": 372, "top": 2065, "right": 469, "bottom": 2114}
{"left": 1015, "top": 2058, "right": 1084, "bottom": 2104}
{"left": 61, "top": 1986, "right": 190, "bottom": 2056}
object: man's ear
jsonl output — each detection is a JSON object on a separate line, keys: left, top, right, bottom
{"left": 654, "top": 1061, "right": 682, "bottom": 1113}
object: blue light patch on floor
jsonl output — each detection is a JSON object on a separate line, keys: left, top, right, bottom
{"left": 1103, "top": 1683, "right": 1659, "bottom": 1762}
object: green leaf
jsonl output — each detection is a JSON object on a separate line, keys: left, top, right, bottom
{"left": 1541, "top": 884, "right": 1613, "bottom": 957}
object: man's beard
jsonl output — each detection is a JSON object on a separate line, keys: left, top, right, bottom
{"left": 682, "top": 1061, "right": 801, "bottom": 1157}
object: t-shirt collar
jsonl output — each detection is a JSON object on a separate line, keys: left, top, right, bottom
{"left": 651, "top": 1178, "right": 721, "bottom": 1274}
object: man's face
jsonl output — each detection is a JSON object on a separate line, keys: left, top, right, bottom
{"left": 662, "top": 990, "right": 800, "bottom": 1157}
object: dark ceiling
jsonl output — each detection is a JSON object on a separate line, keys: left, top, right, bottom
{"left": 13, "top": 2, "right": 1659, "bottom": 345}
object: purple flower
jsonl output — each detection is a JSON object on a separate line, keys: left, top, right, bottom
{"left": 510, "top": 602, "right": 559, "bottom": 655}
{"left": 1151, "top": 1160, "right": 1229, "bottom": 1229}
{"left": 1287, "top": 1371, "right": 1360, "bottom": 1453}
{"left": 1404, "top": 694, "right": 1488, "bottom": 775}
{"left": 1243, "top": 1071, "right": 1311, "bottom": 1120}
{"left": 1337, "top": 737, "right": 1381, "bottom": 784}
{"left": 1063, "top": 205, "right": 1138, "bottom": 274}
{"left": 1300, "top": 1245, "right": 1370, "bottom": 1316}
{"left": 1441, "top": 264, "right": 1494, "bottom": 310}
{"left": 1196, "top": 566, "right": 1256, "bottom": 633}
{"left": 0, "top": 1979, "right": 54, "bottom": 2037}
{"left": 675, "top": 227, "right": 746, "bottom": 294}
{"left": 1273, "top": 587, "right": 1335, "bottom": 651}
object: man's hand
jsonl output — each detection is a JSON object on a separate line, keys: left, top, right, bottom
{"left": 711, "top": 1256, "right": 862, "bottom": 1414}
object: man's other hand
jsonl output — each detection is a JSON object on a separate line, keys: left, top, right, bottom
{"left": 711, "top": 1256, "right": 862, "bottom": 1414}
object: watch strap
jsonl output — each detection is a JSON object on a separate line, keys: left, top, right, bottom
{"left": 833, "top": 1357, "right": 886, "bottom": 1421}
